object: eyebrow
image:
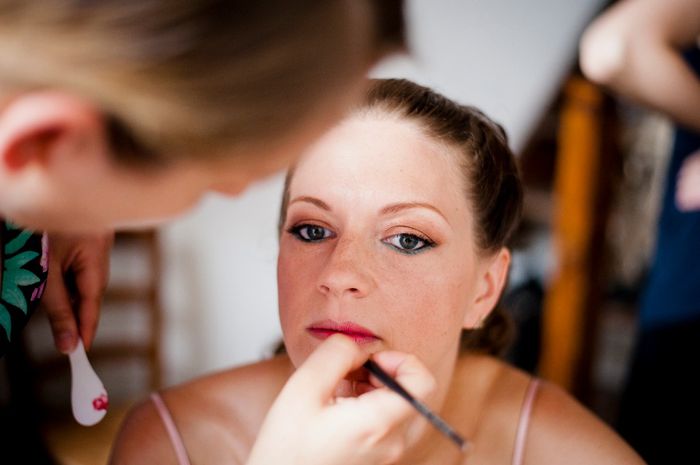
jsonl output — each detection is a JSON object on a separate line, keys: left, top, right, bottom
{"left": 380, "top": 202, "right": 450, "bottom": 225}
{"left": 290, "top": 196, "right": 449, "bottom": 225}
{"left": 289, "top": 196, "right": 332, "bottom": 211}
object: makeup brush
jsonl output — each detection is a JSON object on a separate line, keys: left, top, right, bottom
{"left": 363, "top": 359, "right": 469, "bottom": 451}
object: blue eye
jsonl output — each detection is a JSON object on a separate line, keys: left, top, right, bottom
{"left": 289, "top": 224, "right": 334, "bottom": 242}
{"left": 384, "top": 233, "right": 434, "bottom": 254}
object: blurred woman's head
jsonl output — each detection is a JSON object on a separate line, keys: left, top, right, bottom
{"left": 0, "top": 0, "right": 405, "bottom": 231}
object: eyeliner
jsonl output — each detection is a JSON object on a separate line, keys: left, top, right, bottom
{"left": 362, "top": 359, "right": 469, "bottom": 451}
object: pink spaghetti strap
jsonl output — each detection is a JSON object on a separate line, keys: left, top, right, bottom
{"left": 150, "top": 392, "right": 192, "bottom": 465}
{"left": 512, "top": 378, "right": 540, "bottom": 465}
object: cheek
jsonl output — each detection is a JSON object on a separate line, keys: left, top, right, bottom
{"left": 277, "top": 243, "right": 322, "bottom": 365}
{"left": 277, "top": 249, "right": 302, "bottom": 330}
{"left": 390, "top": 277, "right": 463, "bottom": 341}
{"left": 381, "top": 254, "right": 474, "bottom": 362}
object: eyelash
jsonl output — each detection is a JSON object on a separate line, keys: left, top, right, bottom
{"left": 382, "top": 232, "right": 436, "bottom": 255}
{"left": 287, "top": 224, "right": 436, "bottom": 255}
{"left": 288, "top": 224, "right": 335, "bottom": 242}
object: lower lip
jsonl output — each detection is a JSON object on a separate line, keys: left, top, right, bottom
{"left": 307, "top": 328, "right": 379, "bottom": 344}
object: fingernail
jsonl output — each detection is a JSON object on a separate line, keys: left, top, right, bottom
{"left": 56, "top": 332, "right": 76, "bottom": 354}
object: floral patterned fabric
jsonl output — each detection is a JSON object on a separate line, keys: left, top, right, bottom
{"left": 0, "top": 220, "right": 48, "bottom": 357}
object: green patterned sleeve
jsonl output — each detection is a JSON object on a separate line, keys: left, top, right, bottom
{"left": 0, "top": 220, "right": 49, "bottom": 357}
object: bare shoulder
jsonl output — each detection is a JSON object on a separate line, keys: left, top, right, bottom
{"left": 109, "top": 355, "right": 293, "bottom": 465}
{"left": 523, "top": 380, "right": 645, "bottom": 465}
{"left": 174, "top": 354, "right": 293, "bottom": 413}
{"left": 109, "top": 395, "right": 179, "bottom": 465}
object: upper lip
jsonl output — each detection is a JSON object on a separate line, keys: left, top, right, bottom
{"left": 306, "top": 319, "right": 380, "bottom": 339}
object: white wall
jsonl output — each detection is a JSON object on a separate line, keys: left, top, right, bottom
{"left": 159, "top": 0, "right": 607, "bottom": 385}
{"left": 374, "top": 0, "right": 607, "bottom": 152}
{"left": 160, "top": 176, "right": 285, "bottom": 383}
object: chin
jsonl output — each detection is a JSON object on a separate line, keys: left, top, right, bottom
{"left": 281, "top": 339, "right": 310, "bottom": 369}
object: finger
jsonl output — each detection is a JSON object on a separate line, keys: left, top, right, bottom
{"left": 354, "top": 352, "right": 437, "bottom": 425}
{"left": 100, "top": 231, "right": 114, "bottom": 278}
{"left": 371, "top": 351, "right": 436, "bottom": 401}
{"left": 73, "top": 259, "right": 106, "bottom": 350}
{"left": 42, "top": 264, "right": 78, "bottom": 353}
{"left": 283, "top": 334, "right": 369, "bottom": 408}
{"left": 77, "top": 294, "right": 101, "bottom": 351}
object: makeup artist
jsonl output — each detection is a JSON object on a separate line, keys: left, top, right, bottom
{"left": 1, "top": 2, "right": 434, "bottom": 465}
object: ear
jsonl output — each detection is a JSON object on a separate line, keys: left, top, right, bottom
{"left": 0, "top": 91, "right": 107, "bottom": 173}
{"left": 463, "top": 247, "right": 511, "bottom": 329}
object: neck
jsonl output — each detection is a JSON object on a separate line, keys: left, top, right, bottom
{"left": 396, "top": 353, "right": 500, "bottom": 465}
{"left": 399, "top": 429, "right": 466, "bottom": 465}
{"left": 394, "top": 346, "right": 462, "bottom": 465}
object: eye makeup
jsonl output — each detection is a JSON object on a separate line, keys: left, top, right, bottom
{"left": 288, "top": 223, "right": 335, "bottom": 242}
{"left": 382, "top": 232, "right": 436, "bottom": 255}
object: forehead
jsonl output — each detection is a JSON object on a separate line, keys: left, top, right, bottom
{"left": 290, "top": 113, "right": 469, "bottom": 215}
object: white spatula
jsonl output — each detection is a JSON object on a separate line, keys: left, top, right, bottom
{"left": 68, "top": 339, "right": 108, "bottom": 426}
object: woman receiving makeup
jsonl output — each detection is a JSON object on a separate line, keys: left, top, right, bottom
{"left": 111, "top": 79, "right": 645, "bottom": 465}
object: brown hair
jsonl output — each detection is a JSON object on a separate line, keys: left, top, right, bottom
{"left": 278, "top": 79, "right": 523, "bottom": 356}
{"left": 0, "top": 0, "right": 405, "bottom": 164}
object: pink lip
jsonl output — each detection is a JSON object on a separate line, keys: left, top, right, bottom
{"left": 306, "top": 320, "right": 380, "bottom": 344}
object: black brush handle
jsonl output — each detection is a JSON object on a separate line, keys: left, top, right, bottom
{"left": 362, "top": 359, "right": 469, "bottom": 451}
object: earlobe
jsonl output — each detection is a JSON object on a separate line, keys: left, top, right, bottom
{"left": 0, "top": 91, "right": 105, "bottom": 172}
{"left": 464, "top": 248, "right": 511, "bottom": 329}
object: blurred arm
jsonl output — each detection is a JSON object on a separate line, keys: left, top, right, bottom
{"left": 579, "top": 0, "right": 700, "bottom": 131}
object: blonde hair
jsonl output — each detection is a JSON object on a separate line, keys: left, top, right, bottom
{"left": 0, "top": 0, "right": 405, "bottom": 163}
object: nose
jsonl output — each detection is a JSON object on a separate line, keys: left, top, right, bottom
{"left": 317, "top": 236, "right": 374, "bottom": 299}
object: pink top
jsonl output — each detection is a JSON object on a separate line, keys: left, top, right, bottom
{"left": 512, "top": 378, "right": 540, "bottom": 465}
{"left": 150, "top": 378, "right": 541, "bottom": 465}
{"left": 150, "top": 392, "right": 192, "bottom": 465}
